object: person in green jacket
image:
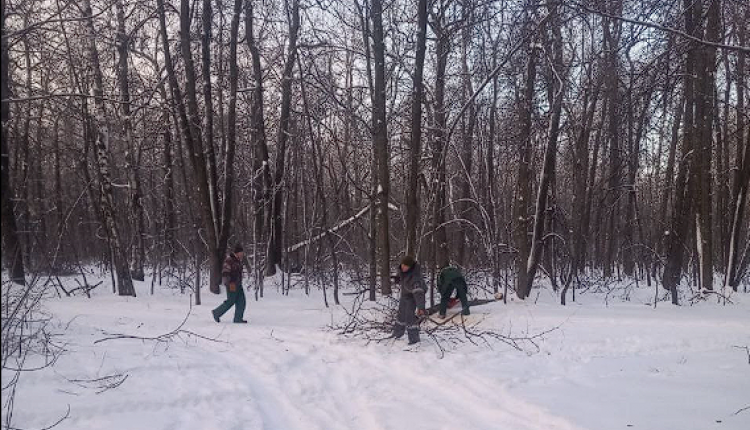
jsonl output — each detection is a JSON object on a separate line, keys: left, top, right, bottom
{"left": 437, "top": 265, "right": 470, "bottom": 318}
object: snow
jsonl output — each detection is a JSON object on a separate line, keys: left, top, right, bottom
{"left": 5, "top": 274, "right": 750, "bottom": 430}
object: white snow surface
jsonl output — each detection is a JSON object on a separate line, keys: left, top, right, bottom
{"left": 6, "top": 275, "right": 750, "bottom": 430}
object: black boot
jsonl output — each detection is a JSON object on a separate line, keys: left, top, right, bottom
{"left": 462, "top": 307, "right": 470, "bottom": 316}
{"left": 407, "top": 328, "right": 420, "bottom": 344}
{"left": 392, "top": 323, "right": 405, "bottom": 339}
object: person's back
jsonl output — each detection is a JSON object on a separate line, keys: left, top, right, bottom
{"left": 437, "top": 265, "right": 470, "bottom": 317}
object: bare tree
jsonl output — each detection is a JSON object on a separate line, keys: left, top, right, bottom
{"left": 1, "top": 0, "right": 25, "bottom": 285}
{"left": 371, "top": 0, "right": 391, "bottom": 295}
{"left": 82, "top": 0, "right": 135, "bottom": 296}
{"left": 266, "top": 0, "right": 300, "bottom": 276}
{"left": 405, "top": 0, "right": 428, "bottom": 257}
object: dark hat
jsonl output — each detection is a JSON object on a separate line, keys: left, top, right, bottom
{"left": 233, "top": 244, "right": 244, "bottom": 253}
{"left": 400, "top": 255, "right": 416, "bottom": 268}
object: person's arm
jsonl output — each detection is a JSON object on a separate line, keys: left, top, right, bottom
{"left": 413, "top": 278, "right": 426, "bottom": 314}
{"left": 221, "top": 258, "right": 232, "bottom": 286}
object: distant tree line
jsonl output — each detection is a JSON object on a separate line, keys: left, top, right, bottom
{"left": 1, "top": 0, "right": 748, "bottom": 305}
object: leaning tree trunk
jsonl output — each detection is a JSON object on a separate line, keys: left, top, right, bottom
{"left": 405, "top": 0, "right": 427, "bottom": 257}
{"left": 513, "top": 36, "right": 537, "bottom": 300}
{"left": 523, "top": 4, "right": 564, "bottom": 298}
{"left": 82, "top": 0, "right": 135, "bottom": 296}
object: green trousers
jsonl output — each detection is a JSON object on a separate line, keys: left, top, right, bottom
{"left": 213, "top": 285, "right": 246, "bottom": 322}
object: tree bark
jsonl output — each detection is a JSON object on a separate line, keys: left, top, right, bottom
{"left": 513, "top": 19, "right": 537, "bottom": 300}
{"left": 522, "top": 3, "right": 564, "bottom": 299}
{"left": 82, "top": 0, "right": 135, "bottom": 296}
{"left": 1, "top": 0, "right": 24, "bottom": 284}
{"left": 405, "top": 0, "right": 427, "bottom": 257}
{"left": 693, "top": 0, "right": 720, "bottom": 291}
{"left": 431, "top": 12, "right": 451, "bottom": 271}
{"left": 725, "top": 5, "right": 749, "bottom": 291}
{"left": 371, "top": 0, "right": 391, "bottom": 295}
{"left": 116, "top": 0, "right": 146, "bottom": 281}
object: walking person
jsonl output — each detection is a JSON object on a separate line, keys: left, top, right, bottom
{"left": 392, "top": 255, "right": 427, "bottom": 344}
{"left": 211, "top": 244, "right": 247, "bottom": 323}
{"left": 437, "top": 265, "right": 470, "bottom": 318}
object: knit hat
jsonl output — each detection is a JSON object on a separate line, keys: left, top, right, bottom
{"left": 400, "top": 255, "right": 416, "bottom": 268}
{"left": 233, "top": 244, "right": 244, "bottom": 253}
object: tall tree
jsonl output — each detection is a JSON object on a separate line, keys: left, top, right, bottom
{"left": 115, "top": 0, "right": 146, "bottom": 281}
{"left": 245, "top": 0, "right": 272, "bottom": 292}
{"left": 725, "top": 5, "right": 750, "bottom": 291}
{"left": 0, "top": 0, "right": 25, "bottom": 285}
{"left": 513, "top": 5, "right": 537, "bottom": 299}
{"left": 371, "top": 0, "right": 391, "bottom": 295}
{"left": 520, "top": 2, "right": 564, "bottom": 299}
{"left": 267, "top": 0, "right": 300, "bottom": 276}
{"left": 430, "top": 1, "right": 452, "bottom": 273}
{"left": 82, "top": 0, "right": 135, "bottom": 296}
{"left": 405, "top": 0, "right": 428, "bottom": 257}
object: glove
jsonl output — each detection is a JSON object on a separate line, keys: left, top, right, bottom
{"left": 415, "top": 308, "right": 426, "bottom": 317}
{"left": 229, "top": 282, "right": 237, "bottom": 292}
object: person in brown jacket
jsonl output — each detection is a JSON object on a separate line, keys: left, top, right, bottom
{"left": 211, "top": 245, "right": 247, "bottom": 323}
{"left": 392, "top": 255, "right": 427, "bottom": 344}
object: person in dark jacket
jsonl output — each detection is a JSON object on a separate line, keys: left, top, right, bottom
{"left": 437, "top": 265, "right": 470, "bottom": 318}
{"left": 211, "top": 244, "right": 247, "bottom": 323}
{"left": 392, "top": 255, "right": 427, "bottom": 344}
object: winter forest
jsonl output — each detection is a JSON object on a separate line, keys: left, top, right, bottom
{"left": 2, "top": 0, "right": 750, "bottom": 429}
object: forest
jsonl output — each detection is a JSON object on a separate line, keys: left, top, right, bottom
{"left": 2, "top": 0, "right": 749, "bottom": 306}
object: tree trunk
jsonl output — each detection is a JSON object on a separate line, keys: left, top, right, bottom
{"left": 513, "top": 25, "right": 536, "bottom": 299}
{"left": 218, "top": 0, "right": 242, "bottom": 279}
{"left": 432, "top": 16, "right": 451, "bottom": 271}
{"left": 522, "top": 4, "right": 564, "bottom": 298}
{"left": 1, "top": 0, "right": 24, "bottom": 284}
{"left": 725, "top": 5, "right": 749, "bottom": 291}
{"left": 245, "top": 0, "right": 271, "bottom": 291}
{"left": 371, "top": 0, "right": 391, "bottom": 295}
{"left": 663, "top": 0, "right": 701, "bottom": 304}
{"left": 457, "top": 0, "right": 476, "bottom": 266}
{"left": 82, "top": 0, "right": 135, "bottom": 296}
{"left": 266, "top": 0, "right": 300, "bottom": 276}
{"left": 201, "top": 0, "right": 222, "bottom": 288}
{"left": 116, "top": 0, "right": 146, "bottom": 281}
{"left": 179, "top": 0, "right": 222, "bottom": 301}
{"left": 603, "top": 3, "right": 622, "bottom": 279}
{"left": 693, "top": 0, "right": 720, "bottom": 291}
{"left": 405, "top": 0, "right": 427, "bottom": 257}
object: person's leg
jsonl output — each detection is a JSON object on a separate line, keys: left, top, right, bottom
{"left": 405, "top": 295, "right": 420, "bottom": 344}
{"left": 393, "top": 297, "right": 407, "bottom": 338}
{"left": 439, "top": 283, "right": 455, "bottom": 317}
{"left": 213, "top": 287, "right": 238, "bottom": 321}
{"left": 455, "top": 278, "right": 470, "bottom": 315}
{"left": 233, "top": 286, "right": 246, "bottom": 322}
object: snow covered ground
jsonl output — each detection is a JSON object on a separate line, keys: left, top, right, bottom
{"left": 5, "top": 273, "right": 750, "bottom": 430}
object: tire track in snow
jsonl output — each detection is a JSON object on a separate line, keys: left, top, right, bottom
{"left": 216, "top": 326, "right": 583, "bottom": 430}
